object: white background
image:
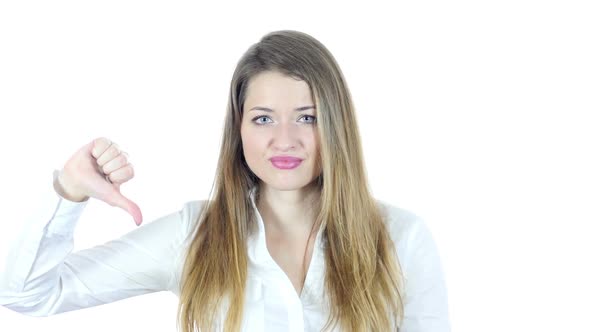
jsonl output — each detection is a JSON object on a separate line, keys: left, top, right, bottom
{"left": 1, "top": 1, "right": 588, "bottom": 331}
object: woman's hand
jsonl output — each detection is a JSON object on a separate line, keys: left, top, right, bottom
{"left": 54, "top": 137, "right": 143, "bottom": 226}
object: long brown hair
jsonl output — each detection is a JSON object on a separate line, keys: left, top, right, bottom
{"left": 177, "top": 30, "right": 405, "bottom": 332}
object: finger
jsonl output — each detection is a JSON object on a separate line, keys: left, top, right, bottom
{"left": 104, "top": 189, "right": 143, "bottom": 226}
{"left": 91, "top": 137, "right": 113, "bottom": 159}
{"left": 105, "top": 163, "right": 134, "bottom": 184}
{"left": 102, "top": 152, "right": 130, "bottom": 175}
{"left": 96, "top": 143, "right": 121, "bottom": 167}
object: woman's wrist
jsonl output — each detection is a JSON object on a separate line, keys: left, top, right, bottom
{"left": 53, "top": 171, "right": 89, "bottom": 202}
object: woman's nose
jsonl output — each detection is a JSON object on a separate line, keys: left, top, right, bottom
{"left": 272, "top": 123, "right": 298, "bottom": 150}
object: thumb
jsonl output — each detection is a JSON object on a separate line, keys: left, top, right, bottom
{"left": 104, "top": 189, "right": 144, "bottom": 226}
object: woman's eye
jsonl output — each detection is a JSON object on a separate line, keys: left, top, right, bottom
{"left": 300, "top": 115, "right": 317, "bottom": 124}
{"left": 253, "top": 116, "right": 272, "bottom": 124}
{"left": 252, "top": 115, "right": 316, "bottom": 125}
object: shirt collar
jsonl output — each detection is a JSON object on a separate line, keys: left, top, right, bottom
{"left": 247, "top": 186, "right": 272, "bottom": 266}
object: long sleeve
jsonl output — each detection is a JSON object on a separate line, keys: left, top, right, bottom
{"left": 0, "top": 169, "right": 197, "bottom": 317}
{"left": 399, "top": 215, "right": 451, "bottom": 332}
{"left": 379, "top": 202, "right": 451, "bottom": 332}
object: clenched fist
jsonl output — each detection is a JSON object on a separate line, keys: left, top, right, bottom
{"left": 54, "top": 137, "right": 143, "bottom": 226}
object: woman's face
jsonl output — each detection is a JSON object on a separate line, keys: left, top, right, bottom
{"left": 241, "top": 70, "right": 321, "bottom": 192}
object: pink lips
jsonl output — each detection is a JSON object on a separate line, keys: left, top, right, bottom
{"left": 270, "top": 156, "right": 303, "bottom": 169}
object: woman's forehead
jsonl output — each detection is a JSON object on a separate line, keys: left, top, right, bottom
{"left": 245, "top": 71, "right": 313, "bottom": 107}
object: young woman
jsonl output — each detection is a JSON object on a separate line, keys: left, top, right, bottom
{"left": 0, "top": 30, "right": 450, "bottom": 331}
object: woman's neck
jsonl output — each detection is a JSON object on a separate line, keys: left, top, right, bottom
{"left": 256, "top": 183, "right": 321, "bottom": 235}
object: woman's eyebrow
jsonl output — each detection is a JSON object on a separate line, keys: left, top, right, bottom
{"left": 249, "top": 105, "right": 316, "bottom": 112}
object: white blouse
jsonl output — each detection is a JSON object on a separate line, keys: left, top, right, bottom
{"left": 0, "top": 170, "right": 451, "bottom": 331}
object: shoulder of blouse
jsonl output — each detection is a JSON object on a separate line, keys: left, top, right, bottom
{"left": 174, "top": 199, "right": 210, "bottom": 251}
{"left": 375, "top": 200, "right": 426, "bottom": 243}
{"left": 374, "top": 199, "right": 436, "bottom": 267}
